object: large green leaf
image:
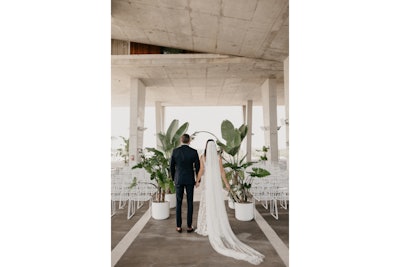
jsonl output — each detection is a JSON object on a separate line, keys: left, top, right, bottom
{"left": 221, "top": 120, "right": 235, "bottom": 142}
{"left": 216, "top": 140, "right": 226, "bottom": 148}
{"left": 145, "top": 147, "right": 164, "bottom": 156}
{"left": 248, "top": 167, "right": 271, "bottom": 177}
{"left": 241, "top": 161, "right": 255, "bottom": 169}
{"left": 172, "top": 122, "right": 189, "bottom": 145}
{"left": 225, "top": 146, "right": 240, "bottom": 157}
{"left": 157, "top": 133, "right": 168, "bottom": 151}
{"left": 165, "top": 119, "right": 179, "bottom": 144}
{"left": 238, "top": 124, "right": 248, "bottom": 140}
{"left": 226, "top": 129, "right": 241, "bottom": 148}
{"left": 217, "top": 136, "right": 240, "bottom": 156}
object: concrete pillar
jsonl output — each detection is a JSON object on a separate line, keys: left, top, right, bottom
{"left": 246, "top": 100, "right": 253, "bottom": 162}
{"left": 284, "top": 57, "right": 289, "bottom": 168}
{"left": 155, "top": 101, "right": 164, "bottom": 150}
{"left": 242, "top": 105, "right": 246, "bottom": 124}
{"left": 261, "top": 77, "right": 279, "bottom": 162}
{"left": 129, "top": 78, "right": 146, "bottom": 166}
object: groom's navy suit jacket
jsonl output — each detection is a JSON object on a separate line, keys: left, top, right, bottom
{"left": 170, "top": 144, "right": 200, "bottom": 185}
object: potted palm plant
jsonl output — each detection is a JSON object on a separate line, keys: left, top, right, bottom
{"left": 131, "top": 119, "right": 189, "bottom": 219}
{"left": 132, "top": 148, "right": 173, "bottom": 219}
{"left": 217, "top": 120, "right": 270, "bottom": 221}
{"left": 156, "top": 119, "right": 189, "bottom": 208}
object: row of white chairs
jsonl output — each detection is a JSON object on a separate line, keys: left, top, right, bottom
{"left": 111, "top": 167, "right": 156, "bottom": 219}
{"left": 248, "top": 162, "right": 289, "bottom": 220}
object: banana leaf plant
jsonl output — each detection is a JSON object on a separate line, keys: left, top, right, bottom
{"left": 131, "top": 120, "right": 189, "bottom": 198}
{"left": 131, "top": 148, "right": 174, "bottom": 202}
{"left": 217, "top": 120, "right": 271, "bottom": 203}
{"left": 156, "top": 119, "right": 189, "bottom": 194}
{"left": 157, "top": 119, "right": 189, "bottom": 160}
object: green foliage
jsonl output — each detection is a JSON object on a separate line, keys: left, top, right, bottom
{"left": 156, "top": 119, "right": 189, "bottom": 194}
{"left": 116, "top": 136, "right": 129, "bottom": 164}
{"left": 157, "top": 119, "right": 189, "bottom": 160}
{"left": 166, "top": 178, "right": 176, "bottom": 194}
{"left": 248, "top": 167, "right": 271, "bottom": 178}
{"left": 218, "top": 120, "right": 247, "bottom": 157}
{"left": 131, "top": 120, "right": 188, "bottom": 199}
{"left": 218, "top": 119, "right": 270, "bottom": 203}
{"left": 129, "top": 177, "right": 137, "bottom": 189}
{"left": 131, "top": 147, "right": 169, "bottom": 202}
{"left": 256, "top": 146, "right": 269, "bottom": 161}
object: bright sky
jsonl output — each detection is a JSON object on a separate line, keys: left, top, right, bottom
{"left": 111, "top": 106, "right": 287, "bottom": 155}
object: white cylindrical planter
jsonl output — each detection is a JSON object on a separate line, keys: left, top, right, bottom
{"left": 165, "top": 194, "right": 176, "bottom": 209}
{"left": 234, "top": 202, "right": 254, "bottom": 221}
{"left": 152, "top": 201, "right": 170, "bottom": 220}
{"left": 228, "top": 198, "right": 235, "bottom": 209}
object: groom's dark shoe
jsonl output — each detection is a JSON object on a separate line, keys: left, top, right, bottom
{"left": 176, "top": 227, "right": 182, "bottom": 233}
{"left": 187, "top": 227, "right": 194, "bottom": 233}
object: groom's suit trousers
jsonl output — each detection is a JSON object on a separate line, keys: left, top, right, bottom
{"left": 175, "top": 184, "right": 194, "bottom": 228}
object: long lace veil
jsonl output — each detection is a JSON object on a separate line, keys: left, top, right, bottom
{"left": 204, "top": 141, "right": 265, "bottom": 265}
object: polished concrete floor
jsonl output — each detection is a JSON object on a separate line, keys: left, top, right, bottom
{"left": 111, "top": 198, "right": 289, "bottom": 267}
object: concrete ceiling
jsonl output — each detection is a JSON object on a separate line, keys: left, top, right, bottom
{"left": 111, "top": 0, "right": 289, "bottom": 107}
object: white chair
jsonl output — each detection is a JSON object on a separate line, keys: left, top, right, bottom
{"left": 111, "top": 169, "right": 133, "bottom": 217}
{"left": 119, "top": 172, "right": 133, "bottom": 209}
{"left": 250, "top": 178, "right": 279, "bottom": 219}
{"left": 274, "top": 169, "right": 289, "bottom": 209}
{"left": 249, "top": 161, "right": 289, "bottom": 220}
{"left": 126, "top": 169, "right": 157, "bottom": 219}
{"left": 111, "top": 173, "right": 124, "bottom": 216}
{"left": 111, "top": 178, "right": 119, "bottom": 217}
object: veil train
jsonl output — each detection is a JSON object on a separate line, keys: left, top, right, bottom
{"left": 204, "top": 142, "right": 264, "bottom": 265}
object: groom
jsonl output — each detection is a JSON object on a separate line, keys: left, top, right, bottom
{"left": 170, "top": 134, "right": 200, "bottom": 233}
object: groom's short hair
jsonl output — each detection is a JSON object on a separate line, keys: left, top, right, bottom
{"left": 181, "top": 134, "right": 190, "bottom": 144}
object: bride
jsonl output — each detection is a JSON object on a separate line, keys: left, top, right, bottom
{"left": 195, "top": 139, "right": 265, "bottom": 265}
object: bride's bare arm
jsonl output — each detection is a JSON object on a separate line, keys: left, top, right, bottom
{"left": 219, "top": 157, "right": 230, "bottom": 190}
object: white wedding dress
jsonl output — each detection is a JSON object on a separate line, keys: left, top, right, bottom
{"left": 195, "top": 142, "right": 265, "bottom": 265}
